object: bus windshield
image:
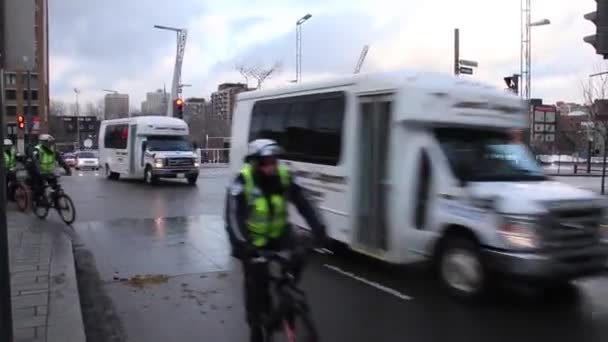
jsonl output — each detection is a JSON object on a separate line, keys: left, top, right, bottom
{"left": 435, "top": 128, "right": 546, "bottom": 182}
{"left": 147, "top": 136, "right": 192, "bottom": 152}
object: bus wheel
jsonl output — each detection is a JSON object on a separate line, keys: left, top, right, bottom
{"left": 106, "top": 165, "right": 119, "bottom": 180}
{"left": 437, "top": 237, "right": 488, "bottom": 300}
{"left": 144, "top": 167, "right": 157, "bottom": 185}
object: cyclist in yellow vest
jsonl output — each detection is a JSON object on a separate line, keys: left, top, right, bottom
{"left": 31, "top": 134, "right": 71, "bottom": 202}
{"left": 4, "top": 139, "right": 17, "bottom": 199}
{"left": 225, "top": 139, "right": 327, "bottom": 342}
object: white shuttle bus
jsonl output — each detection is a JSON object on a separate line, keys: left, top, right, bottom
{"left": 99, "top": 116, "right": 199, "bottom": 185}
{"left": 230, "top": 71, "right": 608, "bottom": 298}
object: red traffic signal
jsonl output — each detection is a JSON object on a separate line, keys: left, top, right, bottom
{"left": 175, "top": 98, "right": 184, "bottom": 108}
{"left": 17, "top": 115, "right": 25, "bottom": 130}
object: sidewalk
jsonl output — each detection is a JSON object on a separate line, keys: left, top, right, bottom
{"left": 7, "top": 208, "right": 85, "bottom": 342}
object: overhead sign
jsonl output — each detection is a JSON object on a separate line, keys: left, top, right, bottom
{"left": 459, "top": 59, "right": 479, "bottom": 67}
{"left": 459, "top": 67, "right": 473, "bottom": 75}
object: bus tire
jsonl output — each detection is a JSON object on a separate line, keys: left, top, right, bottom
{"left": 144, "top": 166, "right": 157, "bottom": 185}
{"left": 106, "top": 165, "right": 119, "bottom": 180}
{"left": 436, "top": 236, "right": 488, "bottom": 301}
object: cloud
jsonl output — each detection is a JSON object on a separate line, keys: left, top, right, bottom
{"left": 49, "top": 0, "right": 606, "bottom": 108}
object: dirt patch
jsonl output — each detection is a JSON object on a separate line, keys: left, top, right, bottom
{"left": 125, "top": 274, "right": 170, "bottom": 289}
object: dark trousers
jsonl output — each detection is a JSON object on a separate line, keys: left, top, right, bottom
{"left": 241, "top": 233, "right": 302, "bottom": 342}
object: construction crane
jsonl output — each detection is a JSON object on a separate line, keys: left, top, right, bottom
{"left": 154, "top": 25, "right": 188, "bottom": 117}
{"left": 354, "top": 45, "right": 369, "bottom": 74}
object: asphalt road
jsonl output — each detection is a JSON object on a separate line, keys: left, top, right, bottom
{"left": 47, "top": 168, "right": 608, "bottom": 342}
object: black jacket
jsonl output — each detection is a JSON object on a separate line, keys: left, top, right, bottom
{"left": 225, "top": 168, "right": 327, "bottom": 258}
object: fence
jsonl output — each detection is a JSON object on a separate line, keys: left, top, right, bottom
{"left": 199, "top": 148, "right": 230, "bottom": 166}
{"left": 537, "top": 154, "right": 607, "bottom": 175}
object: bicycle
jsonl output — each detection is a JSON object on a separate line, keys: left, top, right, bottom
{"left": 251, "top": 246, "right": 321, "bottom": 342}
{"left": 6, "top": 169, "right": 30, "bottom": 212}
{"left": 32, "top": 174, "right": 76, "bottom": 225}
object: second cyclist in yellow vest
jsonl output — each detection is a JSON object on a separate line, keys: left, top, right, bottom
{"left": 31, "top": 134, "right": 71, "bottom": 202}
{"left": 225, "top": 139, "right": 327, "bottom": 342}
{"left": 4, "top": 139, "right": 17, "bottom": 200}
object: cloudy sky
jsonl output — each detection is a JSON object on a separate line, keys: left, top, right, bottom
{"left": 49, "top": 0, "right": 602, "bottom": 108}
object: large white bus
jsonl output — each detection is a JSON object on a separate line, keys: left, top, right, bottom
{"left": 99, "top": 116, "right": 199, "bottom": 185}
{"left": 229, "top": 71, "right": 608, "bottom": 298}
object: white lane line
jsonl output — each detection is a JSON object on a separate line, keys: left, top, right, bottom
{"left": 323, "top": 264, "right": 413, "bottom": 301}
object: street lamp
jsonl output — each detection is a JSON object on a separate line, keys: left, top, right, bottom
{"left": 154, "top": 24, "right": 188, "bottom": 117}
{"left": 296, "top": 14, "right": 312, "bottom": 83}
{"left": 74, "top": 88, "right": 81, "bottom": 150}
{"left": 520, "top": 9, "right": 550, "bottom": 101}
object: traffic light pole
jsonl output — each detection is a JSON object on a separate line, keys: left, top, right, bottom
{"left": 0, "top": 0, "right": 15, "bottom": 338}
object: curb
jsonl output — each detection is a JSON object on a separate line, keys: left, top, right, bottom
{"left": 47, "top": 228, "right": 86, "bottom": 342}
{"left": 549, "top": 174, "right": 605, "bottom": 178}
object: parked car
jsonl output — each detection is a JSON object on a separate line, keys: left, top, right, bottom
{"left": 75, "top": 151, "right": 100, "bottom": 170}
{"left": 63, "top": 153, "right": 76, "bottom": 167}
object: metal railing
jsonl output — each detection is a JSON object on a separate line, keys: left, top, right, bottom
{"left": 199, "top": 148, "right": 230, "bottom": 165}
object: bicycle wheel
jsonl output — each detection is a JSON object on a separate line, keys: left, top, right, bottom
{"left": 32, "top": 195, "right": 50, "bottom": 219}
{"left": 14, "top": 183, "right": 29, "bottom": 212}
{"left": 55, "top": 193, "right": 76, "bottom": 225}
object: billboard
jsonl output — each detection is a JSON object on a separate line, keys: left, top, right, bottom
{"left": 531, "top": 105, "right": 557, "bottom": 143}
{"left": 4, "top": 0, "right": 36, "bottom": 70}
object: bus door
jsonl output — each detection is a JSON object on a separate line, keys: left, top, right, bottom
{"left": 355, "top": 95, "right": 393, "bottom": 251}
{"left": 128, "top": 124, "right": 137, "bottom": 175}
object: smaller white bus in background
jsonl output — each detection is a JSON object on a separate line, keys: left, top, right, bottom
{"left": 98, "top": 116, "right": 200, "bottom": 185}
{"left": 230, "top": 70, "right": 608, "bottom": 300}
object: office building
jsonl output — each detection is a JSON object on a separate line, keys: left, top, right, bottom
{"left": 2, "top": 0, "right": 50, "bottom": 142}
{"left": 141, "top": 89, "right": 169, "bottom": 115}
{"left": 210, "top": 83, "right": 250, "bottom": 121}
{"left": 104, "top": 93, "right": 129, "bottom": 120}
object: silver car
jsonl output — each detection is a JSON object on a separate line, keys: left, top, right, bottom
{"left": 75, "top": 151, "right": 100, "bottom": 171}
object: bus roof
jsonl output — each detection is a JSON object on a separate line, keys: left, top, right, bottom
{"left": 238, "top": 71, "right": 510, "bottom": 101}
{"left": 100, "top": 116, "right": 187, "bottom": 127}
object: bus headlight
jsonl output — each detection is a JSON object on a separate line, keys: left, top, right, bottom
{"left": 154, "top": 158, "right": 165, "bottom": 168}
{"left": 194, "top": 160, "right": 200, "bottom": 168}
{"left": 498, "top": 215, "right": 539, "bottom": 250}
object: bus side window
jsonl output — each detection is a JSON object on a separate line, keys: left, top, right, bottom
{"left": 249, "top": 104, "right": 266, "bottom": 141}
{"left": 414, "top": 150, "right": 432, "bottom": 229}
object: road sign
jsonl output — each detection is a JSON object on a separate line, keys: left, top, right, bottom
{"left": 83, "top": 139, "right": 93, "bottom": 148}
{"left": 459, "top": 59, "right": 478, "bottom": 67}
{"left": 459, "top": 67, "right": 473, "bottom": 75}
{"left": 30, "top": 117, "right": 40, "bottom": 134}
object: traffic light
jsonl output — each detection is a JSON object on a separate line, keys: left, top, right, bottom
{"left": 174, "top": 98, "right": 184, "bottom": 119}
{"left": 584, "top": 0, "right": 608, "bottom": 58}
{"left": 17, "top": 115, "right": 25, "bottom": 130}
{"left": 504, "top": 74, "right": 519, "bottom": 94}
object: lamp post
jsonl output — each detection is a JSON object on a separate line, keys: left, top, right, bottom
{"left": 154, "top": 25, "right": 187, "bottom": 117}
{"left": 295, "top": 14, "right": 312, "bottom": 83}
{"left": 74, "top": 88, "right": 80, "bottom": 150}
{"left": 520, "top": 1, "right": 550, "bottom": 101}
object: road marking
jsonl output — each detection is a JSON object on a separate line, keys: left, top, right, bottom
{"left": 323, "top": 264, "right": 413, "bottom": 300}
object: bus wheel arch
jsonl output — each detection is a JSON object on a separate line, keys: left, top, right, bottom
{"left": 433, "top": 225, "right": 489, "bottom": 300}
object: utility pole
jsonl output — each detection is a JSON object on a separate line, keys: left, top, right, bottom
{"left": 74, "top": 88, "right": 80, "bottom": 150}
{"left": 454, "top": 28, "right": 460, "bottom": 76}
{"left": 26, "top": 70, "right": 31, "bottom": 146}
{"left": 0, "top": 0, "right": 14, "bottom": 340}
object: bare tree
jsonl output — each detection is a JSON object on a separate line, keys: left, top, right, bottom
{"left": 582, "top": 66, "right": 608, "bottom": 193}
{"left": 49, "top": 100, "right": 67, "bottom": 116}
{"left": 235, "top": 63, "right": 254, "bottom": 88}
{"left": 235, "top": 61, "right": 282, "bottom": 89}
{"left": 249, "top": 62, "right": 282, "bottom": 89}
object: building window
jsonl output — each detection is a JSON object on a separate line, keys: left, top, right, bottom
{"left": 5, "top": 74, "right": 16, "bottom": 86}
{"left": 5, "top": 90, "right": 16, "bottom": 100}
{"left": 23, "top": 90, "right": 38, "bottom": 101}
{"left": 6, "top": 106, "right": 17, "bottom": 117}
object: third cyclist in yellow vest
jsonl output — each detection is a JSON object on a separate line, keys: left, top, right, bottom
{"left": 31, "top": 134, "right": 71, "bottom": 202}
{"left": 225, "top": 139, "right": 327, "bottom": 342}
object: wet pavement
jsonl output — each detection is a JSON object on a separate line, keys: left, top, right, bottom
{"left": 60, "top": 169, "right": 608, "bottom": 342}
